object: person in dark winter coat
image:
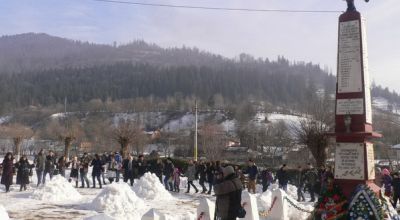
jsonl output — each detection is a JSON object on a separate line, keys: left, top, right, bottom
{"left": 206, "top": 162, "right": 214, "bottom": 194}
{"left": 90, "top": 154, "right": 103, "bottom": 188}
{"left": 68, "top": 156, "right": 80, "bottom": 188}
{"left": 1, "top": 152, "right": 14, "bottom": 192}
{"left": 213, "top": 161, "right": 224, "bottom": 187}
{"left": 275, "top": 164, "right": 288, "bottom": 191}
{"left": 304, "top": 163, "right": 318, "bottom": 202}
{"left": 136, "top": 155, "right": 147, "bottom": 178}
{"left": 244, "top": 159, "right": 258, "bottom": 194}
{"left": 260, "top": 168, "right": 273, "bottom": 192}
{"left": 34, "top": 149, "right": 46, "bottom": 186}
{"left": 122, "top": 154, "right": 135, "bottom": 186}
{"left": 198, "top": 160, "right": 208, "bottom": 193}
{"left": 163, "top": 159, "right": 174, "bottom": 191}
{"left": 152, "top": 159, "right": 164, "bottom": 183}
{"left": 114, "top": 152, "right": 123, "bottom": 182}
{"left": 43, "top": 150, "right": 56, "bottom": 184}
{"left": 295, "top": 166, "right": 305, "bottom": 202}
{"left": 214, "top": 166, "right": 243, "bottom": 220}
{"left": 320, "top": 165, "right": 334, "bottom": 193}
{"left": 57, "top": 156, "right": 68, "bottom": 177}
{"left": 16, "top": 155, "right": 33, "bottom": 191}
{"left": 392, "top": 172, "right": 400, "bottom": 208}
{"left": 185, "top": 160, "right": 198, "bottom": 193}
{"left": 80, "top": 152, "right": 90, "bottom": 188}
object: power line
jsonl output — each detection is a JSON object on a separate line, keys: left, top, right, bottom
{"left": 89, "top": 0, "right": 343, "bottom": 14}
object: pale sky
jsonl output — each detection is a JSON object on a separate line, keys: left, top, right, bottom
{"left": 0, "top": 0, "right": 399, "bottom": 92}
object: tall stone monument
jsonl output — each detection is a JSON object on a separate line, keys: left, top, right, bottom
{"left": 334, "top": 0, "right": 380, "bottom": 198}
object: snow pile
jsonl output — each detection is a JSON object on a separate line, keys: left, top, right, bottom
{"left": 84, "top": 214, "right": 116, "bottom": 220}
{"left": 258, "top": 189, "right": 272, "bottom": 210}
{"left": 286, "top": 184, "right": 299, "bottom": 200}
{"left": 133, "top": 172, "right": 173, "bottom": 200}
{"left": 0, "top": 205, "right": 9, "bottom": 220}
{"left": 31, "top": 175, "right": 82, "bottom": 203}
{"left": 257, "top": 184, "right": 314, "bottom": 220}
{"left": 90, "top": 182, "right": 146, "bottom": 219}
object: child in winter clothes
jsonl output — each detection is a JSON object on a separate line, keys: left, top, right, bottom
{"left": 69, "top": 156, "right": 80, "bottom": 188}
{"left": 107, "top": 157, "right": 118, "bottom": 184}
{"left": 173, "top": 167, "right": 181, "bottom": 192}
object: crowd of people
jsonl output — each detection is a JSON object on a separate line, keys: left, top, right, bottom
{"left": 6, "top": 150, "right": 397, "bottom": 219}
{"left": 0, "top": 150, "right": 334, "bottom": 199}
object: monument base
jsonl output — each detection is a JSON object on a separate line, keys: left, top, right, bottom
{"left": 335, "top": 179, "right": 380, "bottom": 199}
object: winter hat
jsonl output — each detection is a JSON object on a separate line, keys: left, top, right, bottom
{"left": 382, "top": 168, "right": 390, "bottom": 175}
{"left": 222, "top": 166, "right": 235, "bottom": 177}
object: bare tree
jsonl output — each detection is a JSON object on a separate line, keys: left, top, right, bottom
{"left": 155, "top": 131, "right": 176, "bottom": 158}
{"left": 0, "top": 123, "right": 34, "bottom": 160}
{"left": 291, "top": 97, "right": 334, "bottom": 167}
{"left": 42, "top": 119, "right": 84, "bottom": 158}
{"left": 259, "top": 121, "right": 294, "bottom": 167}
{"left": 199, "top": 121, "right": 226, "bottom": 161}
{"left": 83, "top": 116, "right": 113, "bottom": 153}
{"left": 112, "top": 119, "right": 147, "bottom": 158}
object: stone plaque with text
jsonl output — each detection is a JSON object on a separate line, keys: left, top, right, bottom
{"left": 335, "top": 143, "right": 364, "bottom": 180}
{"left": 338, "top": 20, "right": 363, "bottom": 93}
{"left": 336, "top": 98, "right": 364, "bottom": 115}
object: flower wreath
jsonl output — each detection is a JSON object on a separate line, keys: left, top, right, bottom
{"left": 347, "top": 184, "right": 384, "bottom": 220}
{"left": 315, "top": 182, "right": 347, "bottom": 220}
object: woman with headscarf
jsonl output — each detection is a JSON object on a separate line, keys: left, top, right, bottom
{"left": 1, "top": 152, "right": 15, "bottom": 192}
{"left": 214, "top": 166, "right": 244, "bottom": 220}
{"left": 382, "top": 168, "right": 393, "bottom": 197}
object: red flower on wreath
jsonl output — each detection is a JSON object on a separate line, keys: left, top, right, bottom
{"left": 333, "top": 194, "right": 340, "bottom": 202}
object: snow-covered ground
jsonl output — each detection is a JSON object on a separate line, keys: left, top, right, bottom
{"left": 0, "top": 165, "right": 316, "bottom": 220}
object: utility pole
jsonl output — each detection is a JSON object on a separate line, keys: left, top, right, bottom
{"left": 194, "top": 100, "right": 198, "bottom": 161}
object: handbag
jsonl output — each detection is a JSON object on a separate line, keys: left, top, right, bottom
{"left": 237, "top": 207, "right": 246, "bottom": 218}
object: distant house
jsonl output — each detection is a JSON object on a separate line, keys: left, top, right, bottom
{"left": 223, "top": 145, "right": 250, "bottom": 163}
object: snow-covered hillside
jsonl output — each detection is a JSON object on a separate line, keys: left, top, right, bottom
{"left": 0, "top": 116, "right": 11, "bottom": 125}
{"left": 48, "top": 111, "right": 305, "bottom": 136}
{"left": 373, "top": 97, "right": 400, "bottom": 114}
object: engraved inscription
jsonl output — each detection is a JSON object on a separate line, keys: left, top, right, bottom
{"left": 338, "top": 20, "right": 363, "bottom": 93}
{"left": 335, "top": 143, "right": 365, "bottom": 180}
{"left": 336, "top": 98, "right": 364, "bottom": 115}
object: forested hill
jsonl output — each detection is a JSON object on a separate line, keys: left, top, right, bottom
{"left": 0, "top": 33, "right": 399, "bottom": 114}
{"left": 0, "top": 33, "right": 227, "bottom": 73}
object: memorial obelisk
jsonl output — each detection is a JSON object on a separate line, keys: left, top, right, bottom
{"left": 334, "top": 0, "right": 380, "bottom": 198}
